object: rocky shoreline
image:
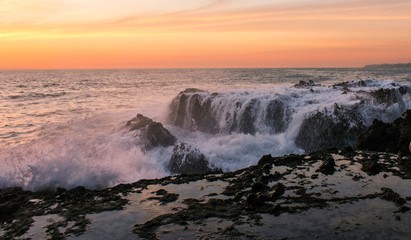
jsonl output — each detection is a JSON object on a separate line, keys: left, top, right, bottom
{"left": 2, "top": 105, "right": 411, "bottom": 239}
{"left": 1, "top": 146, "right": 411, "bottom": 239}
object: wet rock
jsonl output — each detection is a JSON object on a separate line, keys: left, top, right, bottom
{"left": 251, "top": 181, "right": 268, "bottom": 193}
{"left": 369, "top": 88, "right": 403, "bottom": 107}
{"left": 258, "top": 154, "right": 274, "bottom": 166}
{"left": 169, "top": 143, "right": 212, "bottom": 175}
{"left": 294, "top": 80, "right": 319, "bottom": 88}
{"left": 269, "top": 183, "right": 285, "bottom": 200}
{"left": 360, "top": 155, "right": 381, "bottom": 175}
{"left": 127, "top": 114, "right": 176, "bottom": 150}
{"left": 317, "top": 157, "right": 336, "bottom": 175}
{"left": 148, "top": 189, "right": 179, "bottom": 204}
{"left": 332, "top": 80, "right": 371, "bottom": 89}
{"left": 168, "top": 89, "right": 219, "bottom": 133}
{"left": 358, "top": 110, "right": 411, "bottom": 155}
{"left": 295, "top": 104, "right": 366, "bottom": 152}
{"left": 127, "top": 114, "right": 154, "bottom": 131}
{"left": 236, "top": 98, "right": 258, "bottom": 134}
{"left": 380, "top": 188, "right": 406, "bottom": 205}
{"left": 265, "top": 98, "right": 292, "bottom": 133}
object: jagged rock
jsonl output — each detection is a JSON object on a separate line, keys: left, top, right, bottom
{"left": 317, "top": 157, "right": 336, "bottom": 175}
{"left": 169, "top": 143, "right": 211, "bottom": 175}
{"left": 294, "top": 80, "right": 319, "bottom": 88}
{"left": 380, "top": 188, "right": 406, "bottom": 205}
{"left": 361, "top": 155, "right": 381, "bottom": 175}
{"left": 357, "top": 110, "right": 411, "bottom": 154}
{"left": 127, "top": 114, "right": 153, "bottom": 131}
{"left": 127, "top": 114, "right": 176, "bottom": 150}
{"left": 269, "top": 183, "right": 285, "bottom": 200}
{"left": 295, "top": 104, "right": 366, "bottom": 153}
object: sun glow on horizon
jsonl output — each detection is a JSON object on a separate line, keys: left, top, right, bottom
{"left": 1, "top": 0, "right": 411, "bottom": 69}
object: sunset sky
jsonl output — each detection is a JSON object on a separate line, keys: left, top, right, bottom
{"left": 1, "top": 0, "right": 411, "bottom": 69}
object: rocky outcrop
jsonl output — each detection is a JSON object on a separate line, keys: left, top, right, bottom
{"left": 127, "top": 114, "right": 176, "bottom": 150}
{"left": 168, "top": 89, "right": 292, "bottom": 135}
{"left": 168, "top": 143, "right": 212, "bottom": 175}
{"left": 357, "top": 110, "right": 411, "bottom": 154}
{"left": 295, "top": 104, "right": 367, "bottom": 153}
{"left": 2, "top": 149, "right": 411, "bottom": 239}
{"left": 293, "top": 80, "right": 320, "bottom": 88}
{"left": 168, "top": 89, "right": 219, "bottom": 133}
{"left": 265, "top": 98, "right": 292, "bottom": 133}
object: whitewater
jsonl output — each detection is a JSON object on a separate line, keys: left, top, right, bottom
{"left": 1, "top": 68, "right": 410, "bottom": 191}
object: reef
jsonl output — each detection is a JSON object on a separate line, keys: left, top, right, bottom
{"left": 1, "top": 147, "right": 411, "bottom": 239}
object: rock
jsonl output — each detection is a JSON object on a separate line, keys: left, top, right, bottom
{"left": 168, "top": 89, "right": 219, "bottom": 133}
{"left": 317, "top": 157, "right": 335, "bottom": 175}
{"left": 358, "top": 110, "right": 411, "bottom": 155}
{"left": 380, "top": 188, "right": 406, "bottom": 205}
{"left": 294, "top": 80, "right": 319, "bottom": 88}
{"left": 169, "top": 143, "right": 212, "bottom": 175}
{"left": 148, "top": 189, "right": 179, "bottom": 204}
{"left": 127, "top": 114, "right": 154, "bottom": 131}
{"left": 258, "top": 154, "right": 274, "bottom": 166}
{"left": 237, "top": 98, "right": 258, "bottom": 134}
{"left": 295, "top": 104, "right": 366, "bottom": 152}
{"left": 251, "top": 181, "right": 268, "bottom": 193}
{"left": 360, "top": 155, "right": 381, "bottom": 175}
{"left": 269, "top": 183, "right": 285, "bottom": 200}
{"left": 168, "top": 89, "right": 292, "bottom": 135}
{"left": 127, "top": 114, "right": 176, "bottom": 150}
{"left": 265, "top": 99, "right": 292, "bottom": 133}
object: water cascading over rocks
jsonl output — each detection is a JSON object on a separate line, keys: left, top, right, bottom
{"left": 168, "top": 89, "right": 293, "bottom": 135}
{"left": 168, "top": 80, "right": 411, "bottom": 153}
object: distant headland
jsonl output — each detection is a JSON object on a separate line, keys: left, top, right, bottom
{"left": 363, "top": 62, "right": 411, "bottom": 70}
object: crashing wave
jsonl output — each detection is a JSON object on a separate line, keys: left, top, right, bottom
{"left": 168, "top": 80, "right": 411, "bottom": 152}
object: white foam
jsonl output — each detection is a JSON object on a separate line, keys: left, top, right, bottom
{"left": 0, "top": 113, "right": 170, "bottom": 191}
{"left": 1, "top": 79, "right": 410, "bottom": 191}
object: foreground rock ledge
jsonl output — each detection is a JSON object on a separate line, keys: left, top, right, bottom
{"left": 1, "top": 149, "right": 411, "bottom": 239}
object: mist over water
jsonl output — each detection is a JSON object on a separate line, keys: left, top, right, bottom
{"left": 1, "top": 68, "right": 410, "bottom": 191}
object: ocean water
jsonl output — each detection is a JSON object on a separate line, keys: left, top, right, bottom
{"left": 0, "top": 68, "right": 410, "bottom": 191}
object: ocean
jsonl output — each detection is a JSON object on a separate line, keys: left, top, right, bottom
{"left": 1, "top": 68, "right": 410, "bottom": 191}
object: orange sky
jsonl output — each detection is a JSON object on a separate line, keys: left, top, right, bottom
{"left": 1, "top": 0, "right": 411, "bottom": 69}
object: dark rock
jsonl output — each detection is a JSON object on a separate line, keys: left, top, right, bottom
{"left": 258, "top": 154, "right": 274, "bottom": 166}
{"left": 265, "top": 98, "right": 292, "bottom": 133}
{"left": 358, "top": 110, "right": 411, "bottom": 155}
{"left": 168, "top": 90, "right": 291, "bottom": 135}
{"left": 361, "top": 155, "right": 382, "bottom": 175}
{"left": 169, "top": 143, "right": 212, "bottom": 175}
{"left": 370, "top": 88, "right": 401, "bottom": 106}
{"left": 127, "top": 114, "right": 153, "bottom": 131}
{"left": 380, "top": 188, "right": 406, "bottom": 205}
{"left": 295, "top": 104, "right": 366, "bottom": 153}
{"left": 127, "top": 114, "right": 176, "bottom": 150}
{"left": 317, "top": 157, "right": 335, "bottom": 175}
{"left": 148, "top": 189, "right": 179, "bottom": 204}
{"left": 294, "top": 80, "right": 319, "bottom": 88}
{"left": 245, "top": 193, "right": 257, "bottom": 206}
{"left": 269, "top": 183, "right": 285, "bottom": 200}
{"left": 273, "top": 154, "right": 304, "bottom": 167}
{"left": 251, "top": 182, "right": 267, "bottom": 193}
{"left": 168, "top": 89, "right": 219, "bottom": 133}
{"left": 237, "top": 98, "right": 258, "bottom": 134}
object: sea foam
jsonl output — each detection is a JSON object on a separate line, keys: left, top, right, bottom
{"left": 1, "top": 79, "right": 410, "bottom": 191}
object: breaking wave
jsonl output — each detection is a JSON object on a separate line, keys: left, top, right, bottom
{"left": 1, "top": 79, "right": 410, "bottom": 191}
